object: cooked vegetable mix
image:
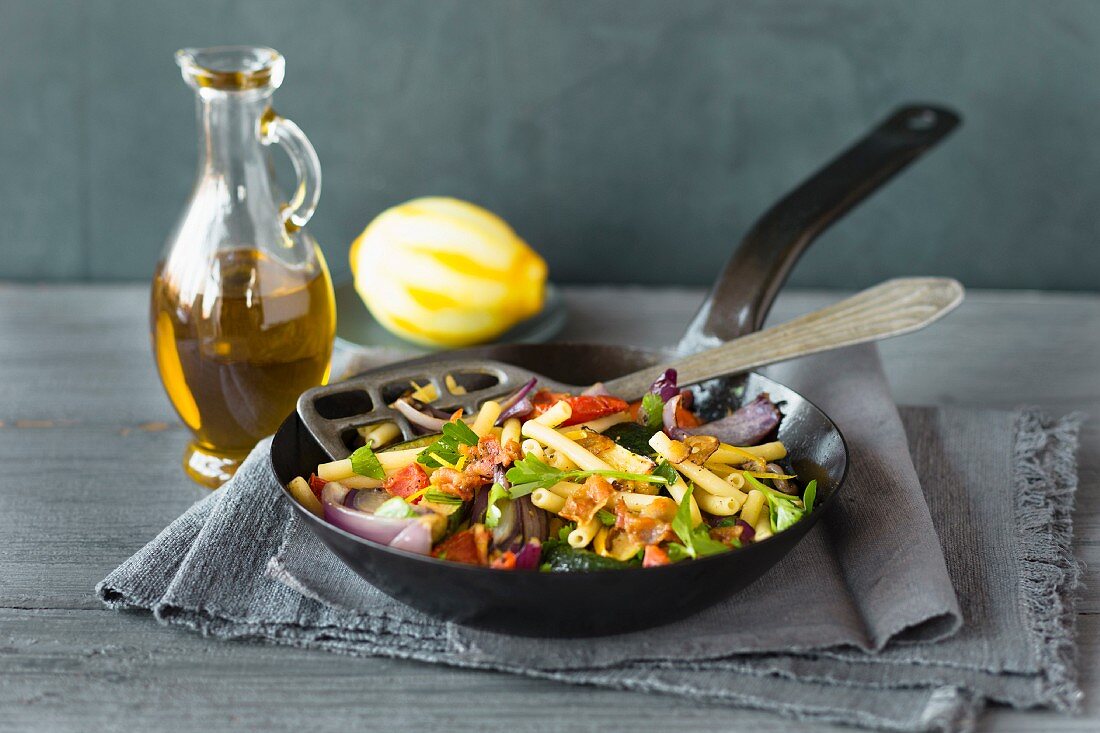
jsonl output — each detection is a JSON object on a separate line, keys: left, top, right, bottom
{"left": 289, "top": 369, "right": 818, "bottom": 571}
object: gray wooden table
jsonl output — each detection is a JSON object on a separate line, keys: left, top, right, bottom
{"left": 1, "top": 284, "right": 1096, "bottom": 732}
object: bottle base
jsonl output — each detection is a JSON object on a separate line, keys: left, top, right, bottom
{"left": 183, "top": 441, "right": 249, "bottom": 489}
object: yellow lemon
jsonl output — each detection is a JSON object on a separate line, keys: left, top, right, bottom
{"left": 350, "top": 197, "right": 548, "bottom": 348}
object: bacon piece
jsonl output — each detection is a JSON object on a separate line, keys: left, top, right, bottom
{"left": 561, "top": 475, "right": 616, "bottom": 524}
{"left": 709, "top": 524, "right": 745, "bottom": 546}
{"left": 382, "top": 463, "right": 429, "bottom": 498}
{"left": 459, "top": 435, "right": 521, "bottom": 479}
{"left": 430, "top": 467, "right": 483, "bottom": 501}
{"left": 643, "top": 544, "right": 671, "bottom": 568}
{"left": 614, "top": 496, "right": 677, "bottom": 546}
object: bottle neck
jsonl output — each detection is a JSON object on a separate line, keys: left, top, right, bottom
{"left": 194, "top": 89, "right": 273, "bottom": 180}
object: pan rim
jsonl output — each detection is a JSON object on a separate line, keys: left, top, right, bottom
{"left": 273, "top": 369, "right": 850, "bottom": 578}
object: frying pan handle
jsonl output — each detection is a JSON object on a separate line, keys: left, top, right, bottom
{"left": 677, "top": 104, "right": 960, "bottom": 353}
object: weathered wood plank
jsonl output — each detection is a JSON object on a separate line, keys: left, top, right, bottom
{"left": 3, "top": 608, "right": 1097, "bottom": 733}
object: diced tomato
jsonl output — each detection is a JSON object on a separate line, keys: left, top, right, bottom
{"left": 308, "top": 473, "right": 327, "bottom": 498}
{"left": 563, "top": 395, "right": 630, "bottom": 425}
{"left": 530, "top": 389, "right": 568, "bottom": 414}
{"left": 490, "top": 551, "right": 517, "bottom": 570}
{"left": 675, "top": 402, "right": 702, "bottom": 428}
{"left": 626, "top": 399, "right": 643, "bottom": 421}
{"left": 432, "top": 527, "right": 489, "bottom": 566}
{"left": 530, "top": 390, "right": 629, "bottom": 426}
{"left": 382, "top": 463, "right": 429, "bottom": 498}
{"left": 643, "top": 544, "right": 671, "bottom": 568}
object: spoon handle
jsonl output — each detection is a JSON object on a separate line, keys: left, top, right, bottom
{"left": 602, "top": 277, "right": 964, "bottom": 398}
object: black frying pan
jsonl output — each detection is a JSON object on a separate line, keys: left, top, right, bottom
{"left": 270, "top": 104, "right": 960, "bottom": 637}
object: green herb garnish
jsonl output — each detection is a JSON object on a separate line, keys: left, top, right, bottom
{"left": 803, "top": 479, "right": 818, "bottom": 514}
{"left": 640, "top": 392, "right": 665, "bottom": 431}
{"left": 484, "top": 482, "right": 510, "bottom": 529}
{"left": 505, "top": 454, "right": 669, "bottom": 499}
{"left": 743, "top": 472, "right": 806, "bottom": 532}
{"left": 415, "top": 421, "right": 479, "bottom": 469}
{"left": 653, "top": 460, "right": 677, "bottom": 486}
{"left": 557, "top": 522, "right": 577, "bottom": 542}
{"left": 597, "top": 509, "right": 616, "bottom": 526}
{"left": 375, "top": 496, "right": 417, "bottom": 518}
{"left": 349, "top": 443, "right": 385, "bottom": 479}
{"left": 668, "top": 484, "right": 732, "bottom": 560}
{"left": 424, "top": 489, "right": 463, "bottom": 506}
{"left": 666, "top": 543, "right": 690, "bottom": 562}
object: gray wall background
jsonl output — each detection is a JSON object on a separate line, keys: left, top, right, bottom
{"left": 2, "top": 0, "right": 1098, "bottom": 290}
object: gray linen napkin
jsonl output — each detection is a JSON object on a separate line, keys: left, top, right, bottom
{"left": 97, "top": 345, "right": 1084, "bottom": 732}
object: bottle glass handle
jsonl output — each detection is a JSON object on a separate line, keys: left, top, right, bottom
{"left": 260, "top": 108, "right": 321, "bottom": 232}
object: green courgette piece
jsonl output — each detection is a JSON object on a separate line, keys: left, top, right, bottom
{"left": 541, "top": 540, "right": 638, "bottom": 572}
{"left": 601, "top": 422, "right": 659, "bottom": 458}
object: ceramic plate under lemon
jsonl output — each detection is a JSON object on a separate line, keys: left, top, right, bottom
{"left": 334, "top": 281, "right": 565, "bottom": 353}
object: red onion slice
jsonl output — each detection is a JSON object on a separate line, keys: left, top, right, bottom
{"left": 684, "top": 394, "right": 782, "bottom": 446}
{"left": 497, "top": 377, "right": 538, "bottom": 424}
{"left": 662, "top": 393, "right": 688, "bottom": 440}
{"left": 393, "top": 398, "right": 451, "bottom": 433}
{"left": 323, "top": 501, "right": 411, "bottom": 545}
{"left": 513, "top": 540, "right": 542, "bottom": 570}
{"left": 649, "top": 368, "right": 679, "bottom": 402}
{"left": 388, "top": 520, "right": 434, "bottom": 555}
{"left": 321, "top": 481, "right": 417, "bottom": 545}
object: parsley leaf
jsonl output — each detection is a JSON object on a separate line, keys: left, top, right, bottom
{"left": 803, "top": 479, "right": 818, "bottom": 513}
{"left": 557, "top": 522, "right": 577, "bottom": 542}
{"left": 505, "top": 454, "right": 671, "bottom": 499}
{"left": 484, "top": 482, "right": 510, "bottom": 529}
{"left": 597, "top": 509, "right": 616, "bottom": 526}
{"left": 743, "top": 472, "right": 806, "bottom": 532}
{"left": 670, "top": 484, "right": 695, "bottom": 546}
{"left": 670, "top": 484, "right": 732, "bottom": 559}
{"left": 653, "top": 460, "right": 677, "bottom": 485}
{"left": 640, "top": 392, "right": 665, "bottom": 430}
{"left": 666, "top": 542, "right": 691, "bottom": 562}
{"left": 349, "top": 444, "right": 385, "bottom": 479}
{"left": 504, "top": 454, "right": 564, "bottom": 497}
{"left": 416, "top": 421, "right": 479, "bottom": 469}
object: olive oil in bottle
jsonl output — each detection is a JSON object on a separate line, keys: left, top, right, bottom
{"left": 152, "top": 249, "right": 335, "bottom": 487}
